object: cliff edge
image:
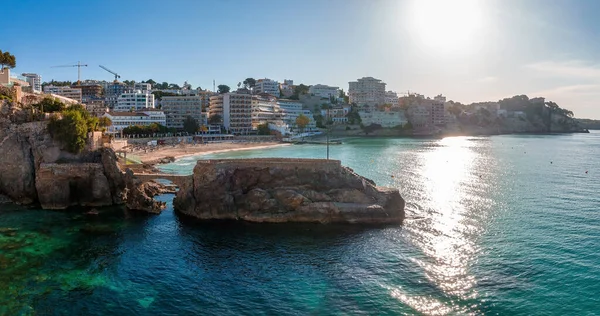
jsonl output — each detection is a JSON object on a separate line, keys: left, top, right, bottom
{"left": 174, "top": 159, "right": 405, "bottom": 224}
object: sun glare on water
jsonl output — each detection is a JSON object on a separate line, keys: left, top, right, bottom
{"left": 405, "top": 0, "right": 486, "bottom": 52}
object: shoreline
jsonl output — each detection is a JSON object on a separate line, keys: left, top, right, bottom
{"left": 131, "top": 142, "right": 291, "bottom": 165}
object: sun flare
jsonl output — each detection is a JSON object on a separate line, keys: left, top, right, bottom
{"left": 406, "top": 0, "right": 485, "bottom": 52}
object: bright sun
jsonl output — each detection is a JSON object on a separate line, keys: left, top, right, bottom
{"left": 406, "top": 0, "right": 485, "bottom": 52}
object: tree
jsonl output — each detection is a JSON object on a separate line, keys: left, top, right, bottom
{"left": 257, "top": 123, "right": 270, "bottom": 135}
{"left": 290, "top": 84, "right": 310, "bottom": 100}
{"left": 217, "top": 84, "right": 230, "bottom": 94}
{"left": 295, "top": 114, "right": 310, "bottom": 135}
{"left": 183, "top": 116, "right": 199, "bottom": 134}
{"left": 34, "top": 97, "right": 66, "bottom": 113}
{"left": 98, "top": 116, "right": 112, "bottom": 129}
{"left": 243, "top": 78, "right": 256, "bottom": 89}
{"left": 47, "top": 105, "right": 98, "bottom": 153}
{"left": 208, "top": 114, "right": 222, "bottom": 124}
{"left": 0, "top": 50, "right": 16, "bottom": 69}
{"left": 169, "top": 83, "right": 181, "bottom": 89}
{"left": 145, "top": 79, "right": 157, "bottom": 86}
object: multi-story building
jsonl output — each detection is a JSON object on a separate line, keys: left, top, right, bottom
{"left": 252, "top": 95, "right": 283, "bottom": 129}
{"left": 161, "top": 95, "right": 208, "bottom": 130}
{"left": 278, "top": 99, "right": 316, "bottom": 131}
{"left": 114, "top": 91, "right": 155, "bottom": 111}
{"left": 359, "top": 108, "right": 407, "bottom": 128}
{"left": 209, "top": 93, "right": 253, "bottom": 134}
{"left": 21, "top": 73, "right": 42, "bottom": 93}
{"left": 280, "top": 79, "right": 294, "bottom": 97}
{"left": 72, "top": 84, "right": 103, "bottom": 104}
{"left": 85, "top": 100, "right": 108, "bottom": 117}
{"left": 134, "top": 82, "right": 151, "bottom": 92}
{"left": 385, "top": 91, "right": 399, "bottom": 107}
{"left": 348, "top": 77, "right": 386, "bottom": 106}
{"left": 103, "top": 110, "right": 166, "bottom": 134}
{"left": 43, "top": 85, "right": 82, "bottom": 103}
{"left": 105, "top": 82, "right": 130, "bottom": 109}
{"left": 253, "top": 78, "right": 280, "bottom": 96}
{"left": 309, "top": 84, "right": 340, "bottom": 99}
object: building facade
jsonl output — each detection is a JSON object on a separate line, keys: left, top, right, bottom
{"left": 385, "top": 91, "right": 399, "bottom": 107}
{"left": 348, "top": 77, "right": 386, "bottom": 106}
{"left": 72, "top": 84, "right": 103, "bottom": 104}
{"left": 21, "top": 73, "right": 42, "bottom": 93}
{"left": 280, "top": 79, "right": 294, "bottom": 97}
{"left": 309, "top": 84, "right": 340, "bottom": 99}
{"left": 359, "top": 109, "right": 407, "bottom": 128}
{"left": 105, "top": 82, "right": 130, "bottom": 109}
{"left": 161, "top": 95, "right": 208, "bottom": 130}
{"left": 85, "top": 100, "right": 108, "bottom": 117}
{"left": 253, "top": 78, "right": 280, "bottom": 96}
{"left": 43, "top": 85, "right": 82, "bottom": 103}
{"left": 209, "top": 93, "right": 253, "bottom": 134}
{"left": 134, "top": 82, "right": 152, "bottom": 92}
{"left": 103, "top": 110, "right": 166, "bottom": 134}
{"left": 278, "top": 99, "right": 316, "bottom": 131}
{"left": 114, "top": 91, "right": 155, "bottom": 111}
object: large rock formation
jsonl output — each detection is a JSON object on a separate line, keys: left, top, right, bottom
{"left": 174, "top": 159, "right": 405, "bottom": 224}
{"left": 123, "top": 169, "right": 166, "bottom": 214}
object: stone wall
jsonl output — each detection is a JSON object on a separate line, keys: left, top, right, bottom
{"left": 200, "top": 158, "right": 342, "bottom": 173}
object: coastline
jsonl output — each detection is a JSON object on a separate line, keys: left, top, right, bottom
{"left": 131, "top": 142, "right": 290, "bottom": 164}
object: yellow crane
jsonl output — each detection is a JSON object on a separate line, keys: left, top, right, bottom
{"left": 51, "top": 61, "right": 88, "bottom": 85}
{"left": 99, "top": 65, "right": 121, "bottom": 83}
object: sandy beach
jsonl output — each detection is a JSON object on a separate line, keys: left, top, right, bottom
{"left": 131, "top": 142, "right": 289, "bottom": 164}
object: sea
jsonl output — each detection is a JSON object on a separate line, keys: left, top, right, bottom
{"left": 1, "top": 131, "right": 599, "bottom": 315}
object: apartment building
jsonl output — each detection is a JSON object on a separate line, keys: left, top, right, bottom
{"left": 85, "top": 99, "right": 108, "bottom": 117}
{"left": 209, "top": 93, "right": 253, "bottom": 134}
{"left": 103, "top": 110, "right": 166, "bottom": 134}
{"left": 359, "top": 108, "right": 407, "bottom": 128}
{"left": 43, "top": 85, "right": 83, "bottom": 103}
{"left": 385, "top": 91, "right": 399, "bottom": 107}
{"left": 72, "top": 84, "right": 103, "bottom": 103}
{"left": 309, "top": 84, "right": 339, "bottom": 99}
{"left": 161, "top": 94, "right": 208, "bottom": 130}
{"left": 253, "top": 78, "right": 280, "bottom": 96}
{"left": 105, "top": 82, "right": 130, "bottom": 109}
{"left": 21, "top": 73, "right": 42, "bottom": 92}
{"left": 280, "top": 79, "right": 294, "bottom": 97}
{"left": 252, "top": 95, "right": 283, "bottom": 129}
{"left": 114, "top": 91, "right": 155, "bottom": 111}
{"left": 348, "top": 77, "right": 386, "bottom": 106}
{"left": 278, "top": 99, "right": 316, "bottom": 131}
{"left": 134, "top": 82, "right": 152, "bottom": 92}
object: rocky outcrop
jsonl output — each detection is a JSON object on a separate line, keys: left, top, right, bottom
{"left": 174, "top": 159, "right": 405, "bottom": 224}
{"left": 123, "top": 169, "right": 166, "bottom": 214}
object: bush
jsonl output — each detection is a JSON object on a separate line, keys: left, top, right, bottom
{"left": 47, "top": 104, "right": 99, "bottom": 153}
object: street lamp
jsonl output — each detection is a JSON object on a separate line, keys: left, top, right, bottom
{"left": 326, "top": 107, "right": 330, "bottom": 160}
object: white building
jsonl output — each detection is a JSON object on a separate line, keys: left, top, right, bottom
{"left": 359, "top": 109, "right": 407, "bottom": 128}
{"left": 253, "top": 78, "right": 280, "bottom": 96}
{"left": 309, "top": 84, "right": 340, "bottom": 99}
{"left": 43, "top": 85, "right": 82, "bottom": 103}
{"left": 161, "top": 95, "right": 207, "bottom": 130}
{"left": 278, "top": 99, "right": 316, "bottom": 131}
{"left": 134, "top": 82, "right": 151, "bottom": 92}
{"left": 385, "top": 91, "right": 399, "bottom": 107}
{"left": 348, "top": 77, "right": 386, "bottom": 106}
{"left": 280, "top": 79, "right": 294, "bottom": 97}
{"left": 103, "top": 110, "right": 167, "bottom": 134}
{"left": 114, "top": 91, "right": 155, "bottom": 111}
{"left": 22, "top": 73, "right": 42, "bottom": 93}
{"left": 252, "top": 95, "right": 283, "bottom": 129}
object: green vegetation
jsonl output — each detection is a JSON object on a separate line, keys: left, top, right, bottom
{"left": 0, "top": 50, "right": 16, "bottom": 69}
{"left": 218, "top": 85, "right": 230, "bottom": 94}
{"left": 208, "top": 114, "right": 222, "bottom": 125}
{"left": 33, "top": 97, "right": 66, "bottom": 113}
{"left": 0, "top": 86, "right": 12, "bottom": 101}
{"left": 151, "top": 91, "right": 177, "bottom": 101}
{"left": 289, "top": 84, "right": 309, "bottom": 100}
{"left": 47, "top": 104, "right": 100, "bottom": 153}
{"left": 183, "top": 116, "right": 199, "bottom": 134}
{"left": 41, "top": 80, "right": 72, "bottom": 89}
{"left": 346, "top": 106, "right": 362, "bottom": 124}
{"left": 243, "top": 78, "right": 256, "bottom": 89}
{"left": 257, "top": 123, "right": 270, "bottom": 135}
{"left": 122, "top": 123, "right": 171, "bottom": 136}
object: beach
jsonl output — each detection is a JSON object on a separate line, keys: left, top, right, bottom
{"left": 130, "top": 142, "right": 289, "bottom": 164}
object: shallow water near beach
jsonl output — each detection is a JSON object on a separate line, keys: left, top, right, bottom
{"left": 1, "top": 132, "right": 600, "bottom": 315}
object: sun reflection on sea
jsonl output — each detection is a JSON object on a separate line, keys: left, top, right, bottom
{"left": 393, "top": 136, "right": 484, "bottom": 314}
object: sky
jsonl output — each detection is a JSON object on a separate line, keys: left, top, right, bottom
{"left": 4, "top": 0, "right": 600, "bottom": 118}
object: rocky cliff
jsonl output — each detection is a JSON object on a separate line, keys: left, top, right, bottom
{"left": 174, "top": 159, "right": 405, "bottom": 224}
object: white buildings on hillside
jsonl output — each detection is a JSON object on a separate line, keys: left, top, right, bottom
{"left": 105, "top": 82, "right": 130, "bottom": 109}
{"left": 278, "top": 99, "right": 316, "bottom": 131}
{"left": 359, "top": 109, "right": 407, "bottom": 128}
{"left": 161, "top": 95, "right": 208, "bottom": 129}
{"left": 252, "top": 95, "right": 282, "bottom": 129}
{"left": 321, "top": 105, "right": 351, "bottom": 124}
{"left": 309, "top": 84, "right": 339, "bottom": 99}
{"left": 385, "top": 91, "right": 399, "bottom": 107}
{"left": 43, "top": 85, "right": 82, "bottom": 103}
{"left": 103, "top": 110, "right": 166, "bottom": 134}
{"left": 209, "top": 93, "right": 253, "bottom": 134}
{"left": 114, "top": 91, "right": 155, "bottom": 111}
{"left": 348, "top": 77, "right": 386, "bottom": 106}
{"left": 134, "top": 82, "right": 151, "bottom": 92}
{"left": 22, "top": 73, "right": 42, "bottom": 92}
{"left": 280, "top": 79, "right": 294, "bottom": 97}
{"left": 253, "top": 78, "right": 280, "bottom": 96}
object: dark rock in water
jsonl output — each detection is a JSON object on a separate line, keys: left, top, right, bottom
{"left": 174, "top": 159, "right": 405, "bottom": 224}
{"left": 123, "top": 169, "right": 166, "bottom": 214}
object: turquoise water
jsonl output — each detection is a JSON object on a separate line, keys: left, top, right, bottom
{"left": 1, "top": 132, "right": 599, "bottom": 315}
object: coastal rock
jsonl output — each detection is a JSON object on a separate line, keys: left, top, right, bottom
{"left": 174, "top": 159, "right": 405, "bottom": 224}
{"left": 123, "top": 169, "right": 166, "bottom": 214}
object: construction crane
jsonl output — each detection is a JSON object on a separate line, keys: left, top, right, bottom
{"left": 51, "top": 61, "right": 88, "bottom": 85}
{"left": 99, "top": 65, "right": 121, "bottom": 83}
